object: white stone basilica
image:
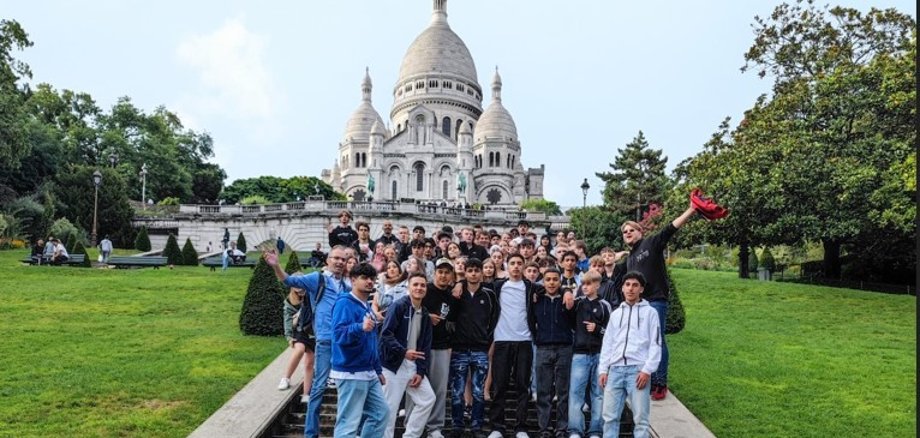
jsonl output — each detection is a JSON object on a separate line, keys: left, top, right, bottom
{"left": 321, "top": 0, "right": 544, "bottom": 207}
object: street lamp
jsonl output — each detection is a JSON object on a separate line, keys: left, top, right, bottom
{"left": 108, "top": 152, "right": 118, "bottom": 168}
{"left": 139, "top": 163, "right": 148, "bottom": 209}
{"left": 91, "top": 170, "right": 102, "bottom": 247}
{"left": 580, "top": 178, "right": 590, "bottom": 208}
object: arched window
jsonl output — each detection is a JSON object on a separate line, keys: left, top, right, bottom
{"left": 442, "top": 117, "right": 451, "bottom": 137}
{"left": 507, "top": 153, "right": 511, "bottom": 168}
{"left": 414, "top": 162, "right": 425, "bottom": 192}
{"left": 455, "top": 119, "right": 463, "bottom": 139}
{"left": 442, "top": 180, "right": 449, "bottom": 199}
{"left": 363, "top": 153, "right": 368, "bottom": 168}
{"left": 488, "top": 152, "right": 493, "bottom": 167}
{"left": 391, "top": 180, "right": 398, "bottom": 200}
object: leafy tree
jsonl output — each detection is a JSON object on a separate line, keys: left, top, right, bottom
{"left": 53, "top": 165, "right": 135, "bottom": 248}
{"left": 519, "top": 198, "right": 562, "bottom": 215}
{"left": 240, "top": 195, "right": 270, "bottom": 205}
{"left": 134, "top": 225, "right": 151, "bottom": 251}
{"left": 0, "top": 19, "right": 33, "bottom": 170}
{"left": 596, "top": 131, "right": 671, "bottom": 218}
{"left": 181, "top": 237, "right": 198, "bottom": 266}
{"left": 284, "top": 251, "right": 302, "bottom": 275}
{"left": 567, "top": 206, "right": 627, "bottom": 255}
{"left": 222, "top": 175, "right": 344, "bottom": 204}
{"left": 190, "top": 162, "right": 226, "bottom": 204}
{"left": 71, "top": 241, "right": 91, "bottom": 267}
{"left": 163, "top": 234, "right": 182, "bottom": 266}
{"left": 236, "top": 232, "right": 247, "bottom": 253}
{"left": 239, "top": 257, "right": 285, "bottom": 336}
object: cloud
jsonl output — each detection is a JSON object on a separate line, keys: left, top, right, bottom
{"left": 176, "top": 18, "right": 279, "bottom": 120}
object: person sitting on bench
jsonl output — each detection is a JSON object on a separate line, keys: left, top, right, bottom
{"left": 228, "top": 242, "right": 246, "bottom": 264}
{"left": 51, "top": 238, "right": 69, "bottom": 265}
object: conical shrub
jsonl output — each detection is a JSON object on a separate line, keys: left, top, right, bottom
{"left": 135, "top": 226, "right": 151, "bottom": 251}
{"left": 236, "top": 232, "right": 247, "bottom": 253}
{"left": 181, "top": 237, "right": 199, "bottom": 266}
{"left": 665, "top": 268, "right": 685, "bottom": 334}
{"left": 284, "top": 251, "right": 302, "bottom": 274}
{"left": 72, "top": 241, "right": 91, "bottom": 268}
{"left": 163, "top": 234, "right": 182, "bottom": 266}
{"left": 239, "top": 257, "right": 285, "bottom": 336}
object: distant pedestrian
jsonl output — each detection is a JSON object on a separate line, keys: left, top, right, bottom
{"left": 222, "top": 228, "right": 230, "bottom": 250}
{"left": 277, "top": 236, "right": 286, "bottom": 255}
{"left": 99, "top": 236, "right": 113, "bottom": 263}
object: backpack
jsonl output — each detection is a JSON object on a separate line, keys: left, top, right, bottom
{"left": 293, "top": 272, "right": 326, "bottom": 335}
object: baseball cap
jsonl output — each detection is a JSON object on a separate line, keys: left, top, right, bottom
{"left": 435, "top": 258, "right": 454, "bottom": 269}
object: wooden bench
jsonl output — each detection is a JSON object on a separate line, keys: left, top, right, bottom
{"left": 106, "top": 256, "right": 169, "bottom": 269}
{"left": 201, "top": 256, "right": 257, "bottom": 271}
{"left": 21, "top": 254, "right": 86, "bottom": 266}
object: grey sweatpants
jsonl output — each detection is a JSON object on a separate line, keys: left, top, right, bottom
{"left": 405, "top": 348, "right": 451, "bottom": 433}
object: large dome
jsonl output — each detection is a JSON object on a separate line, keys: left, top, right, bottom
{"left": 397, "top": 9, "right": 478, "bottom": 85}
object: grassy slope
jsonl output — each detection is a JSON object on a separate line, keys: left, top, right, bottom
{"left": 668, "top": 268, "right": 916, "bottom": 438}
{"left": 0, "top": 250, "right": 284, "bottom": 437}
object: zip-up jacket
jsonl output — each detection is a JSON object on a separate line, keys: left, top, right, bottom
{"left": 493, "top": 277, "right": 543, "bottom": 336}
{"left": 572, "top": 296, "right": 612, "bottom": 354}
{"left": 284, "top": 270, "right": 348, "bottom": 341}
{"left": 379, "top": 296, "right": 433, "bottom": 377}
{"left": 598, "top": 299, "right": 661, "bottom": 376}
{"left": 625, "top": 223, "right": 678, "bottom": 302}
{"left": 331, "top": 293, "right": 383, "bottom": 375}
{"left": 448, "top": 284, "right": 498, "bottom": 351}
{"left": 577, "top": 275, "right": 623, "bottom": 309}
{"left": 530, "top": 293, "right": 575, "bottom": 346}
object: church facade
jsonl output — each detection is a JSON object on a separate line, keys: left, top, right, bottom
{"left": 321, "top": 0, "right": 544, "bottom": 206}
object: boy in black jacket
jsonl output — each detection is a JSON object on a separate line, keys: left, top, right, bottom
{"left": 379, "top": 273, "right": 435, "bottom": 438}
{"left": 567, "top": 271, "right": 612, "bottom": 438}
{"left": 531, "top": 268, "right": 575, "bottom": 438}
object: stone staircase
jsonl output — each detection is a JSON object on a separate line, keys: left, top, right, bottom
{"left": 266, "top": 382, "right": 636, "bottom": 437}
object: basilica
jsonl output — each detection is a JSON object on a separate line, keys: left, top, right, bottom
{"left": 321, "top": 0, "right": 545, "bottom": 206}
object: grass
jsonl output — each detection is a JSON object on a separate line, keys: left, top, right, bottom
{"left": 668, "top": 268, "right": 916, "bottom": 438}
{"left": 0, "top": 249, "right": 284, "bottom": 437}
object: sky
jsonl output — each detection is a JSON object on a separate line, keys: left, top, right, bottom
{"left": 5, "top": 0, "right": 915, "bottom": 209}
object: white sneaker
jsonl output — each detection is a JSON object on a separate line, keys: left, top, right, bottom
{"left": 300, "top": 394, "right": 309, "bottom": 404}
{"left": 428, "top": 431, "right": 445, "bottom": 438}
{"left": 515, "top": 432, "right": 529, "bottom": 438}
{"left": 328, "top": 379, "right": 337, "bottom": 389}
{"left": 398, "top": 408, "right": 406, "bottom": 418}
{"left": 568, "top": 434, "right": 580, "bottom": 438}
{"left": 588, "top": 435, "right": 601, "bottom": 438}
{"left": 487, "top": 432, "right": 503, "bottom": 438}
{"left": 277, "top": 377, "right": 290, "bottom": 390}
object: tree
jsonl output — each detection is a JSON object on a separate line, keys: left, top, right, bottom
{"left": 519, "top": 198, "right": 562, "bottom": 215}
{"left": 163, "top": 234, "right": 182, "bottom": 266}
{"left": 181, "top": 237, "right": 198, "bottom": 266}
{"left": 596, "top": 131, "right": 671, "bottom": 219}
{"left": 190, "top": 162, "right": 226, "bottom": 204}
{"left": 53, "top": 165, "right": 135, "bottom": 248}
{"left": 284, "top": 251, "right": 302, "bottom": 275}
{"left": 221, "top": 175, "right": 345, "bottom": 204}
{"left": 567, "top": 206, "right": 627, "bottom": 255}
{"left": 665, "top": 269, "right": 685, "bottom": 334}
{"left": 0, "top": 19, "right": 33, "bottom": 170}
{"left": 134, "top": 225, "right": 151, "bottom": 251}
{"left": 236, "top": 232, "right": 247, "bottom": 253}
{"left": 239, "top": 257, "right": 285, "bottom": 336}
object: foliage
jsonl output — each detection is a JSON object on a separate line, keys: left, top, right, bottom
{"left": 566, "top": 206, "right": 627, "bottom": 254}
{"left": 596, "top": 131, "right": 671, "bottom": 218}
{"left": 158, "top": 196, "right": 180, "bottom": 206}
{"left": 240, "top": 195, "right": 270, "bottom": 205}
{"left": 134, "top": 225, "right": 151, "bottom": 251}
{"left": 236, "top": 232, "right": 247, "bottom": 253}
{"left": 53, "top": 165, "right": 135, "bottom": 248}
{"left": 181, "top": 237, "right": 199, "bottom": 266}
{"left": 284, "top": 251, "right": 302, "bottom": 275}
{"left": 665, "top": 269, "right": 685, "bottom": 334}
{"left": 221, "top": 175, "right": 345, "bottom": 204}
{"left": 748, "top": 249, "right": 759, "bottom": 273}
{"left": 239, "top": 257, "right": 285, "bottom": 336}
{"left": 71, "top": 241, "right": 91, "bottom": 267}
{"left": 0, "top": 212, "right": 23, "bottom": 241}
{"left": 0, "top": 19, "right": 33, "bottom": 170}
{"left": 759, "top": 248, "right": 776, "bottom": 272}
{"left": 1, "top": 195, "right": 50, "bottom": 242}
{"left": 519, "top": 198, "right": 562, "bottom": 215}
{"left": 48, "top": 217, "right": 82, "bottom": 248}
{"left": 162, "top": 234, "right": 182, "bottom": 266}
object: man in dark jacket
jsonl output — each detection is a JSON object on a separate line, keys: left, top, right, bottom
{"left": 531, "top": 268, "right": 575, "bottom": 438}
{"left": 379, "top": 273, "right": 435, "bottom": 438}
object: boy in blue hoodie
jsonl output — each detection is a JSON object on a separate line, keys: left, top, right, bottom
{"left": 331, "top": 262, "right": 387, "bottom": 438}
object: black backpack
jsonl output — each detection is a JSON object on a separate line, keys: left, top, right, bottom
{"left": 294, "top": 273, "right": 326, "bottom": 335}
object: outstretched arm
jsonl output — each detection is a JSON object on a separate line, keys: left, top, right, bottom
{"left": 671, "top": 201, "right": 698, "bottom": 229}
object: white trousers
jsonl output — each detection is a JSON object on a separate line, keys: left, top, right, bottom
{"left": 382, "top": 359, "right": 436, "bottom": 438}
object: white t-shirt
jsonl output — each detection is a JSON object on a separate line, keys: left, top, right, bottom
{"left": 494, "top": 279, "right": 531, "bottom": 341}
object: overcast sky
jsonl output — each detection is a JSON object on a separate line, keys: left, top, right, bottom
{"left": 6, "top": 0, "right": 915, "bottom": 208}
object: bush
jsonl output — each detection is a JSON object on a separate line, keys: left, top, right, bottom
{"left": 239, "top": 257, "right": 285, "bottom": 336}
{"left": 72, "top": 241, "right": 92, "bottom": 268}
{"left": 163, "top": 234, "right": 182, "bottom": 266}
{"left": 49, "top": 218, "right": 81, "bottom": 246}
{"left": 665, "top": 268, "right": 685, "bottom": 334}
{"left": 236, "top": 232, "right": 247, "bottom": 253}
{"left": 748, "top": 249, "right": 759, "bottom": 273}
{"left": 760, "top": 248, "right": 776, "bottom": 273}
{"left": 158, "top": 197, "right": 180, "bottom": 206}
{"left": 285, "top": 251, "right": 302, "bottom": 275}
{"left": 181, "top": 238, "right": 199, "bottom": 266}
{"left": 135, "top": 226, "right": 151, "bottom": 252}
{"left": 240, "top": 195, "right": 271, "bottom": 205}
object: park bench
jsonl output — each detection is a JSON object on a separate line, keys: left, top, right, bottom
{"left": 20, "top": 254, "right": 86, "bottom": 266}
{"left": 106, "top": 256, "right": 168, "bottom": 269}
{"left": 201, "top": 256, "right": 256, "bottom": 271}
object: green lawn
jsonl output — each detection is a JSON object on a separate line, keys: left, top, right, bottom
{"left": 668, "top": 268, "right": 916, "bottom": 438}
{"left": 0, "top": 250, "right": 284, "bottom": 437}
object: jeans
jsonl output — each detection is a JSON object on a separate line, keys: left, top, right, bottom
{"left": 602, "top": 365, "right": 650, "bottom": 438}
{"left": 304, "top": 340, "right": 332, "bottom": 438}
{"left": 567, "top": 353, "right": 603, "bottom": 436}
{"left": 489, "top": 341, "right": 533, "bottom": 433}
{"left": 535, "top": 345, "right": 572, "bottom": 436}
{"left": 449, "top": 349, "right": 489, "bottom": 431}
{"left": 334, "top": 377, "right": 388, "bottom": 438}
{"left": 221, "top": 254, "right": 229, "bottom": 271}
{"left": 649, "top": 300, "right": 669, "bottom": 387}
{"left": 382, "top": 359, "right": 435, "bottom": 438}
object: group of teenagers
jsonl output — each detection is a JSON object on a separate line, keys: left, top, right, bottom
{"left": 263, "top": 200, "right": 701, "bottom": 438}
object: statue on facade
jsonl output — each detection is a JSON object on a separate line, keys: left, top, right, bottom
{"left": 367, "top": 174, "right": 376, "bottom": 194}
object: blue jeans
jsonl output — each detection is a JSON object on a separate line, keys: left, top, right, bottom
{"left": 602, "top": 365, "right": 650, "bottom": 438}
{"left": 649, "top": 300, "right": 669, "bottom": 387}
{"left": 449, "top": 349, "right": 489, "bottom": 431}
{"left": 304, "top": 340, "right": 332, "bottom": 438}
{"left": 334, "top": 378, "right": 388, "bottom": 438}
{"left": 567, "top": 353, "right": 603, "bottom": 436}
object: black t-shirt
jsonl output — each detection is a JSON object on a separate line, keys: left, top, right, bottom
{"left": 626, "top": 223, "right": 677, "bottom": 302}
{"left": 422, "top": 284, "right": 456, "bottom": 349}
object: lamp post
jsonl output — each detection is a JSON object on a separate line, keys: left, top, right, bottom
{"left": 580, "top": 178, "right": 590, "bottom": 208}
{"left": 108, "top": 152, "right": 118, "bottom": 168}
{"left": 139, "top": 163, "right": 148, "bottom": 209}
{"left": 91, "top": 170, "right": 102, "bottom": 247}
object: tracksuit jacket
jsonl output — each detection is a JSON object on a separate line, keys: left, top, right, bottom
{"left": 448, "top": 283, "right": 498, "bottom": 351}
{"left": 379, "top": 295, "right": 433, "bottom": 377}
{"left": 572, "top": 296, "right": 613, "bottom": 354}
{"left": 530, "top": 293, "right": 575, "bottom": 346}
{"left": 625, "top": 223, "right": 678, "bottom": 302}
{"left": 598, "top": 299, "right": 662, "bottom": 376}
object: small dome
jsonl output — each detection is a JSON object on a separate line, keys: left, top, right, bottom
{"left": 370, "top": 120, "right": 386, "bottom": 136}
{"left": 344, "top": 69, "right": 385, "bottom": 141}
{"left": 475, "top": 68, "right": 517, "bottom": 141}
{"left": 397, "top": 2, "right": 478, "bottom": 85}
{"left": 459, "top": 121, "right": 472, "bottom": 135}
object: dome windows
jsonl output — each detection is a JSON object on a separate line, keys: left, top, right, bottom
{"left": 442, "top": 117, "right": 452, "bottom": 137}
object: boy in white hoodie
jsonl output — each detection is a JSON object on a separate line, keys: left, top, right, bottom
{"left": 598, "top": 271, "right": 661, "bottom": 438}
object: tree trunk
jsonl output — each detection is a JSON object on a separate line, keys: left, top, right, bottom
{"left": 823, "top": 239, "right": 842, "bottom": 279}
{"left": 738, "top": 241, "right": 750, "bottom": 279}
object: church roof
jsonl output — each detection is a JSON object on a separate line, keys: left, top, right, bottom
{"left": 397, "top": 0, "right": 478, "bottom": 86}
{"left": 476, "top": 68, "right": 517, "bottom": 141}
{"left": 344, "top": 69, "right": 385, "bottom": 141}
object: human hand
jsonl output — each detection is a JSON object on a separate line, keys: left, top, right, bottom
{"left": 430, "top": 313, "right": 443, "bottom": 326}
{"left": 452, "top": 283, "right": 463, "bottom": 299}
{"left": 405, "top": 349, "right": 426, "bottom": 361}
{"left": 378, "top": 374, "right": 386, "bottom": 385}
{"left": 614, "top": 251, "right": 629, "bottom": 262}
{"left": 584, "top": 321, "right": 596, "bottom": 333}
{"left": 362, "top": 315, "right": 375, "bottom": 332}
{"left": 563, "top": 291, "right": 574, "bottom": 308}
{"left": 409, "top": 374, "right": 422, "bottom": 388}
{"left": 636, "top": 371, "right": 650, "bottom": 389}
{"left": 599, "top": 373, "right": 608, "bottom": 388}
{"left": 262, "top": 249, "right": 279, "bottom": 266}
